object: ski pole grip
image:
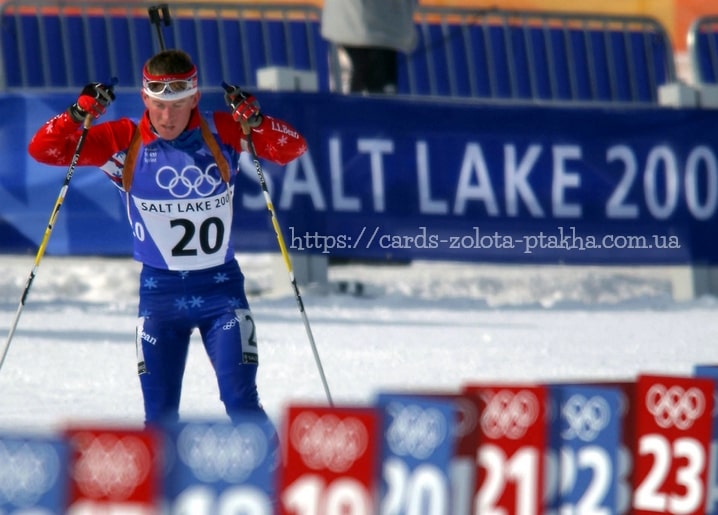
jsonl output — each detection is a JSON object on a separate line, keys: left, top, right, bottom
{"left": 221, "top": 81, "right": 252, "bottom": 135}
{"left": 221, "top": 81, "right": 237, "bottom": 109}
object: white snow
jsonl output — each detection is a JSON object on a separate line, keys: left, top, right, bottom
{"left": 1, "top": 254, "right": 717, "bottom": 434}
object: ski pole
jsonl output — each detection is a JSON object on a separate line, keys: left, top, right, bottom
{"left": 0, "top": 114, "right": 94, "bottom": 373}
{"left": 223, "top": 82, "right": 334, "bottom": 406}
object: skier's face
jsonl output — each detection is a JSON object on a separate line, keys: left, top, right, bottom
{"left": 142, "top": 91, "right": 200, "bottom": 140}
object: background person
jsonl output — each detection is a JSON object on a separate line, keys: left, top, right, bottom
{"left": 321, "top": 0, "right": 419, "bottom": 94}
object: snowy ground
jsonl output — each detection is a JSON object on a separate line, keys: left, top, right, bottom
{"left": 1, "top": 253, "right": 717, "bottom": 434}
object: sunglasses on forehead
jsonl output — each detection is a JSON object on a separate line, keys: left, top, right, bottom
{"left": 143, "top": 79, "right": 195, "bottom": 94}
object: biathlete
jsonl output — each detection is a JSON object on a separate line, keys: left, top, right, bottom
{"left": 28, "top": 49, "right": 307, "bottom": 426}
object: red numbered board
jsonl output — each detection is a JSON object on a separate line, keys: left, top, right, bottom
{"left": 632, "top": 374, "right": 714, "bottom": 515}
{"left": 64, "top": 425, "right": 161, "bottom": 514}
{"left": 464, "top": 383, "right": 548, "bottom": 515}
{"left": 278, "top": 404, "right": 380, "bottom": 515}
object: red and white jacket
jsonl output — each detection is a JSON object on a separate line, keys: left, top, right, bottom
{"left": 28, "top": 107, "right": 308, "bottom": 270}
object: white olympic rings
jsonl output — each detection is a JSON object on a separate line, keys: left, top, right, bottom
{"left": 155, "top": 164, "right": 222, "bottom": 198}
{"left": 645, "top": 383, "right": 705, "bottom": 430}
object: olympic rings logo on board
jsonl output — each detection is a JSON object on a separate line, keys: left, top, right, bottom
{"left": 645, "top": 384, "right": 705, "bottom": 430}
{"left": 71, "top": 433, "right": 152, "bottom": 500}
{"left": 0, "top": 441, "right": 60, "bottom": 506}
{"left": 289, "top": 412, "right": 369, "bottom": 473}
{"left": 385, "top": 402, "right": 448, "bottom": 460}
{"left": 156, "top": 163, "right": 222, "bottom": 198}
{"left": 481, "top": 390, "right": 540, "bottom": 440}
{"left": 561, "top": 394, "right": 611, "bottom": 442}
{"left": 177, "top": 423, "right": 268, "bottom": 483}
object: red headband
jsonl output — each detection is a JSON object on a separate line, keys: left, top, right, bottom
{"left": 142, "top": 64, "right": 198, "bottom": 83}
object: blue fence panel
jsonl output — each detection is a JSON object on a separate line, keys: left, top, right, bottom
{"left": 466, "top": 24, "right": 493, "bottom": 97}
{"left": 631, "top": 35, "right": 657, "bottom": 101}
{"left": 198, "top": 18, "right": 224, "bottom": 87}
{"left": 605, "top": 31, "right": 628, "bottom": 101}
{"left": 488, "top": 25, "right": 512, "bottom": 98}
{"left": 0, "top": 4, "right": 327, "bottom": 91}
{"left": 394, "top": 10, "right": 674, "bottom": 104}
{"left": 64, "top": 15, "right": 87, "bottom": 84}
{"left": 19, "top": 14, "right": 43, "bottom": 86}
{"left": 431, "top": 24, "right": 454, "bottom": 96}
{"left": 0, "top": 14, "right": 20, "bottom": 87}
{"left": 308, "top": 19, "right": 330, "bottom": 90}
{"left": 104, "top": 14, "right": 150, "bottom": 87}
{"left": 265, "top": 19, "right": 287, "bottom": 65}
{"left": 40, "top": 14, "right": 65, "bottom": 87}
{"left": 509, "top": 26, "right": 532, "bottom": 99}
{"left": 221, "top": 18, "right": 244, "bottom": 85}
{"left": 548, "top": 28, "right": 573, "bottom": 100}
{"left": 525, "top": 27, "right": 551, "bottom": 99}
{"left": 448, "top": 24, "right": 473, "bottom": 96}
{"left": 241, "top": 19, "right": 266, "bottom": 86}
{"left": 695, "top": 31, "right": 718, "bottom": 83}
{"left": 1, "top": 4, "right": 672, "bottom": 102}
{"left": 87, "top": 14, "right": 111, "bottom": 84}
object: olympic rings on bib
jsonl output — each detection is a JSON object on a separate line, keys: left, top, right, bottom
{"left": 155, "top": 164, "right": 222, "bottom": 198}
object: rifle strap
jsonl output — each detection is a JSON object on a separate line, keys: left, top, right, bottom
{"left": 122, "top": 117, "right": 231, "bottom": 192}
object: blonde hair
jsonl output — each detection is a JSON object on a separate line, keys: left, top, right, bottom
{"left": 144, "top": 49, "right": 195, "bottom": 76}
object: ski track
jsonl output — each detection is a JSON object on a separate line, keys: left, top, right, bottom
{"left": 1, "top": 254, "right": 717, "bottom": 433}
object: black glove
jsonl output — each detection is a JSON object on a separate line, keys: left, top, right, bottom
{"left": 223, "top": 84, "right": 262, "bottom": 128}
{"left": 68, "top": 81, "right": 116, "bottom": 123}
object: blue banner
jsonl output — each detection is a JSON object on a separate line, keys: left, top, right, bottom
{"left": 2, "top": 91, "right": 718, "bottom": 263}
